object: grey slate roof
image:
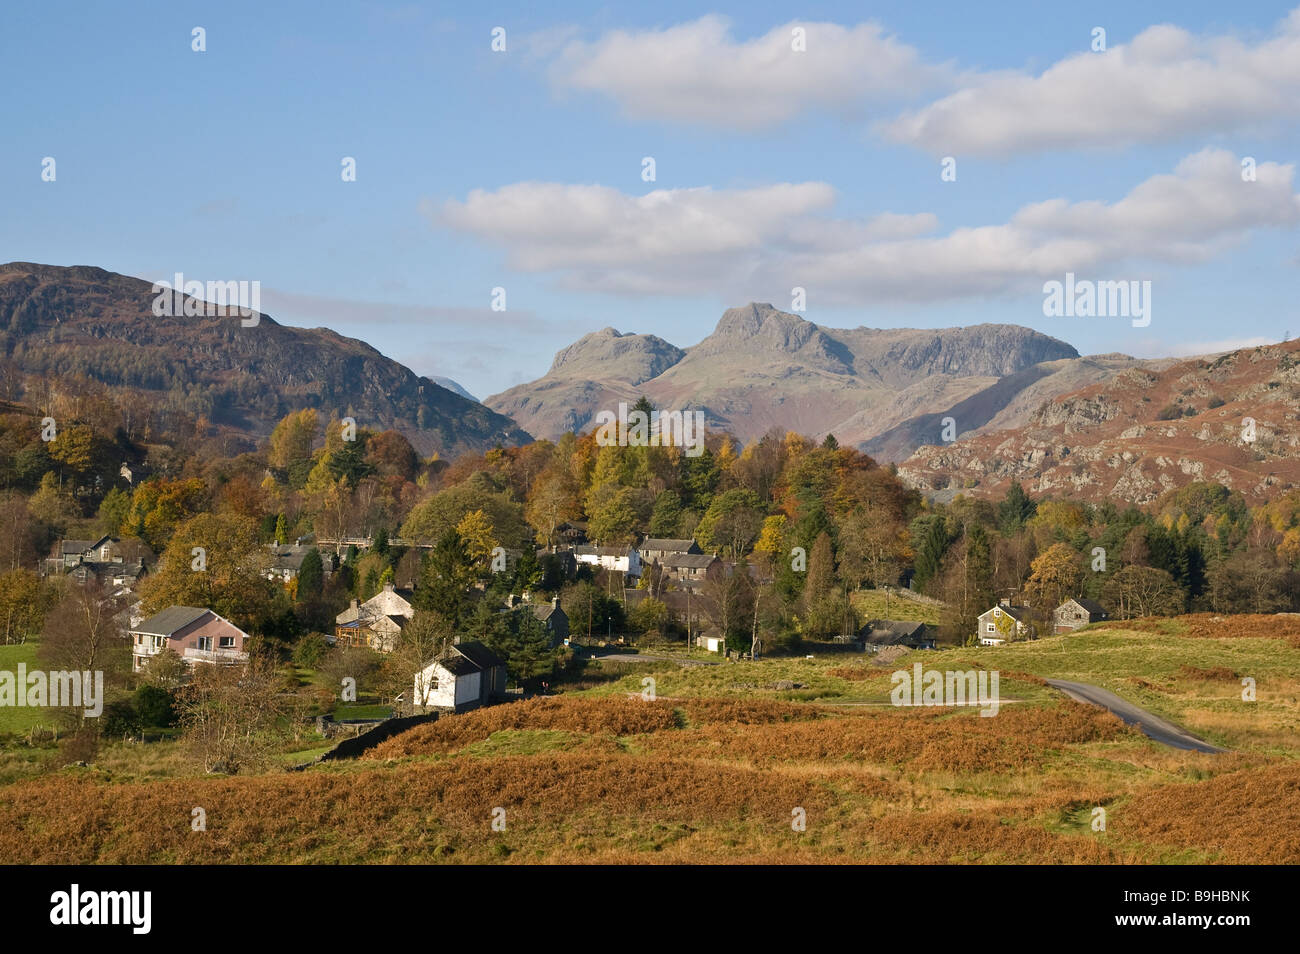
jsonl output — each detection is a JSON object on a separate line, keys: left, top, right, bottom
{"left": 1067, "top": 597, "right": 1107, "bottom": 616}
{"left": 453, "top": 640, "right": 506, "bottom": 671}
{"left": 640, "top": 538, "right": 698, "bottom": 552}
{"left": 132, "top": 606, "right": 211, "bottom": 636}
{"left": 662, "top": 553, "right": 718, "bottom": 569}
{"left": 861, "top": 619, "right": 931, "bottom": 645}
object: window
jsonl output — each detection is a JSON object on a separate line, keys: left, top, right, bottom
{"left": 197, "top": 637, "right": 213, "bottom": 651}
{"left": 218, "top": 636, "right": 235, "bottom": 649}
{"left": 986, "top": 623, "right": 995, "bottom": 633}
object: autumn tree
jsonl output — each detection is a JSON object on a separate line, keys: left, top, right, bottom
{"left": 695, "top": 488, "right": 764, "bottom": 558}
{"left": 0, "top": 569, "right": 50, "bottom": 644}
{"left": 455, "top": 508, "right": 499, "bottom": 570}
{"left": 525, "top": 470, "right": 580, "bottom": 547}
{"left": 267, "top": 408, "right": 320, "bottom": 472}
{"left": 138, "top": 512, "right": 275, "bottom": 630}
{"left": 1024, "top": 542, "right": 1085, "bottom": 620}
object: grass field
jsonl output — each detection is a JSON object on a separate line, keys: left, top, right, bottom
{"left": 0, "top": 642, "right": 64, "bottom": 737}
{"left": 850, "top": 588, "right": 943, "bottom": 625}
{"left": 0, "top": 615, "right": 1296, "bottom": 863}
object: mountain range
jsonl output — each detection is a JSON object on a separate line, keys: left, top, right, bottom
{"left": 486, "top": 302, "right": 1157, "bottom": 462}
{"left": 7, "top": 265, "right": 1292, "bottom": 507}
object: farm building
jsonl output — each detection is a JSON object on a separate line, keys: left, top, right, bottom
{"left": 859, "top": 619, "right": 936, "bottom": 652}
{"left": 412, "top": 641, "right": 508, "bottom": 713}
{"left": 1053, "top": 597, "right": 1108, "bottom": 634}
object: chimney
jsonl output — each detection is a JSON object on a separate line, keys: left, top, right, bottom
{"left": 383, "top": 582, "right": 394, "bottom": 593}
{"left": 552, "top": 596, "right": 560, "bottom": 609}
{"left": 999, "top": 597, "right": 1011, "bottom": 608}
{"left": 350, "top": 599, "right": 358, "bottom": 611}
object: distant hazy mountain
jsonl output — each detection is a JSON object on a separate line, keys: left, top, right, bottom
{"left": 899, "top": 341, "right": 1300, "bottom": 504}
{"left": 487, "top": 302, "right": 1115, "bottom": 460}
{"left": 486, "top": 327, "right": 685, "bottom": 440}
{"left": 0, "top": 263, "right": 531, "bottom": 457}
{"left": 430, "top": 376, "right": 478, "bottom": 403}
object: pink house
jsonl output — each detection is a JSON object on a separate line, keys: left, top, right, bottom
{"left": 130, "top": 606, "right": 251, "bottom": 672}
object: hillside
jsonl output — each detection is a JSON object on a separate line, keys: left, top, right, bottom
{"left": 486, "top": 303, "right": 1137, "bottom": 460}
{"left": 0, "top": 263, "right": 531, "bottom": 458}
{"left": 899, "top": 339, "right": 1300, "bottom": 504}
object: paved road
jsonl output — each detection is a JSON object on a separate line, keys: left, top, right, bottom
{"left": 1046, "top": 679, "right": 1225, "bottom": 753}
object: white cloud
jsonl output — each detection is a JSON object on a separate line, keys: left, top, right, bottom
{"left": 434, "top": 150, "right": 1300, "bottom": 303}
{"left": 547, "top": 15, "right": 947, "bottom": 129}
{"left": 885, "top": 9, "right": 1300, "bottom": 155}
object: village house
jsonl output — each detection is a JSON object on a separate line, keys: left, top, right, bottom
{"left": 334, "top": 582, "right": 415, "bottom": 652}
{"left": 536, "top": 547, "right": 578, "bottom": 581}
{"left": 553, "top": 521, "right": 587, "bottom": 545}
{"left": 637, "top": 537, "right": 701, "bottom": 565}
{"left": 659, "top": 552, "right": 721, "bottom": 590}
{"left": 976, "top": 600, "right": 1034, "bottom": 646}
{"left": 572, "top": 544, "right": 642, "bottom": 580}
{"left": 412, "top": 640, "right": 508, "bottom": 713}
{"left": 49, "top": 535, "right": 120, "bottom": 570}
{"left": 47, "top": 535, "right": 153, "bottom": 573}
{"left": 858, "top": 619, "right": 936, "bottom": 653}
{"left": 47, "top": 536, "right": 155, "bottom": 591}
{"left": 265, "top": 542, "right": 321, "bottom": 585}
{"left": 130, "top": 606, "right": 251, "bottom": 672}
{"left": 1053, "top": 597, "right": 1108, "bottom": 634}
{"left": 505, "top": 594, "right": 570, "bottom": 645}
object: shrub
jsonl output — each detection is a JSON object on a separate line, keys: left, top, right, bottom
{"left": 135, "top": 685, "right": 178, "bottom": 728}
{"left": 101, "top": 701, "right": 141, "bottom": 738}
{"left": 293, "top": 632, "right": 329, "bottom": 669}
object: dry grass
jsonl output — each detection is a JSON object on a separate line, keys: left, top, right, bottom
{"left": 1116, "top": 760, "right": 1300, "bottom": 863}
{"left": 1098, "top": 613, "right": 1300, "bottom": 648}
{"left": 644, "top": 701, "right": 1134, "bottom": 773}
{"left": 367, "top": 696, "right": 680, "bottom": 759}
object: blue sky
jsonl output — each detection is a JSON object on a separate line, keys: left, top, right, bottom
{"left": 3, "top": 1, "right": 1299, "bottom": 401}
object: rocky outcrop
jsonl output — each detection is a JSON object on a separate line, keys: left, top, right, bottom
{"left": 898, "top": 341, "right": 1300, "bottom": 505}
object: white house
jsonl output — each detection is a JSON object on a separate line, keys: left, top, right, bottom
{"left": 976, "top": 601, "right": 1033, "bottom": 646}
{"left": 572, "top": 544, "right": 641, "bottom": 579}
{"left": 413, "top": 641, "right": 508, "bottom": 713}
